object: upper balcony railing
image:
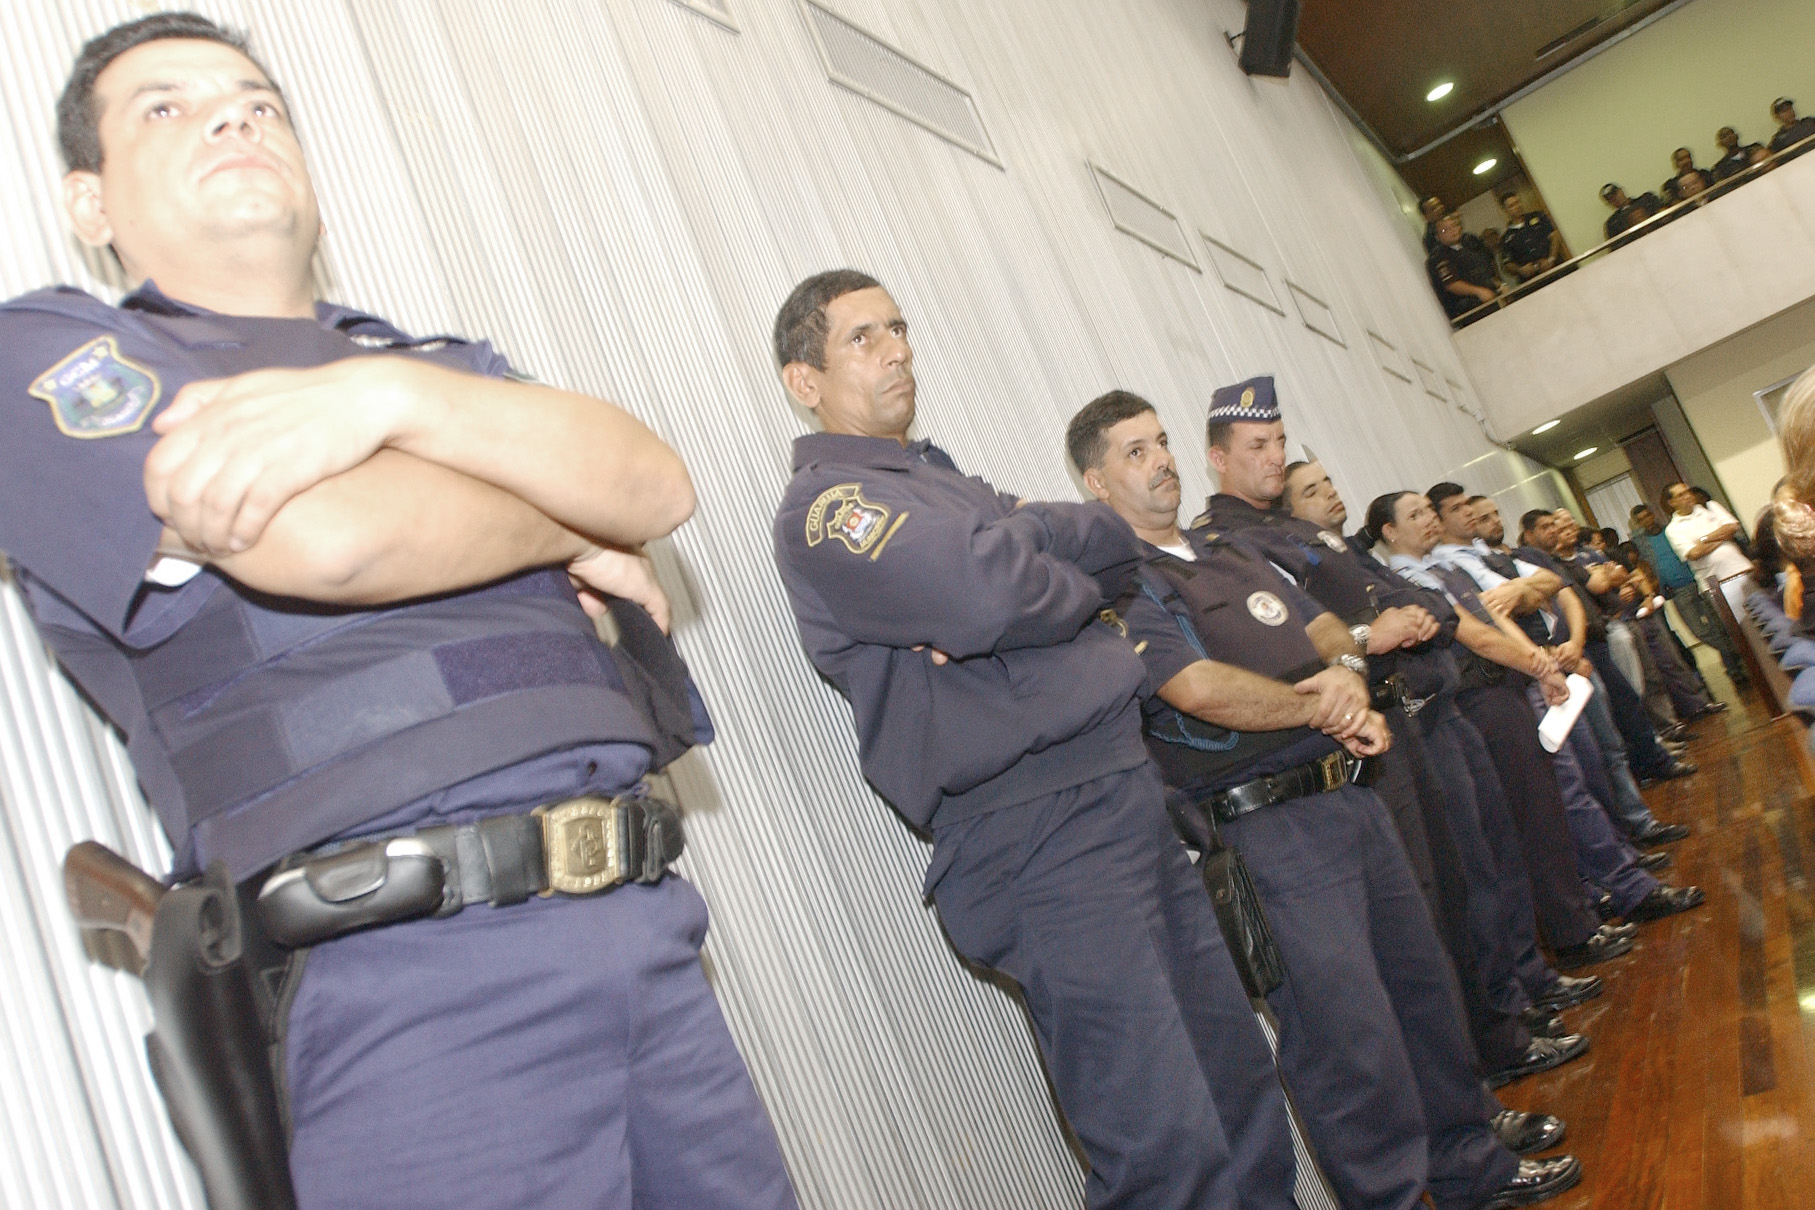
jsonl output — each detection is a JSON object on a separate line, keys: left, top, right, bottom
{"left": 1448, "top": 132, "right": 1815, "bottom": 330}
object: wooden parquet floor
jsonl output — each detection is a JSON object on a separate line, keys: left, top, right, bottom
{"left": 1493, "top": 679, "right": 1815, "bottom": 1210}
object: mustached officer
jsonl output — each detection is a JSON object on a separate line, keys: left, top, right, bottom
{"left": 770, "top": 270, "right": 1298, "bottom": 1210}
{"left": 1066, "top": 387, "right": 1580, "bottom": 1210}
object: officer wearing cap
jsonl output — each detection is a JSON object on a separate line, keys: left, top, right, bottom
{"left": 1190, "top": 385, "right": 1599, "bottom": 1092}
{"left": 0, "top": 14, "right": 796, "bottom": 1209}
{"left": 1426, "top": 214, "right": 1502, "bottom": 324}
{"left": 1770, "top": 97, "right": 1815, "bottom": 159}
{"left": 770, "top": 271, "right": 1297, "bottom": 1210}
{"left": 1600, "top": 184, "right": 1663, "bottom": 242}
{"left": 1068, "top": 388, "right": 1581, "bottom": 1210}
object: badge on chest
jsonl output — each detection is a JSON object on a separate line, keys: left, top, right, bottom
{"left": 1247, "top": 591, "right": 1289, "bottom": 626}
{"left": 31, "top": 336, "right": 160, "bottom": 439}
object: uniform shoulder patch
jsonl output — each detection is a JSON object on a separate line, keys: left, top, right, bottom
{"left": 1247, "top": 590, "right": 1289, "bottom": 626}
{"left": 805, "top": 482, "right": 904, "bottom": 558}
{"left": 29, "top": 335, "right": 160, "bottom": 439}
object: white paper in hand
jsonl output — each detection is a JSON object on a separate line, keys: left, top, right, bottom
{"left": 1538, "top": 674, "right": 1595, "bottom": 752}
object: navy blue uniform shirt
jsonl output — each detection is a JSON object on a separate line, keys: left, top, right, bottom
{"left": 1500, "top": 212, "right": 1557, "bottom": 269}
{"left": 772, "top": 433, "right": 1148, "bottom": 833}
{"left": 1196, "top": 494, "right": 1462, "bottom": 701}
{"left": 0, "top": 283, "right": 660, "bottom": 876}
{"left": 1120, "top": 527, "right": 1338, "bottom": 793}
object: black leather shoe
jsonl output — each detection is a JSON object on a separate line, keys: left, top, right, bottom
{"left": 1695, "top": 701, "right": 1729, "bottom": 715}
{"left": 1635, "top": 822, "right": 1691, "bottom": 846}
{"left": 1552, "top": 929, "right": 1634, "bottom": 970}
{"left": 1491, "top": 1109, "right": 1568, "bottom": 1156}
{"left": 1639, "top": 761, "right": 1698, "bottom": 788}
{"left": 1519, "top": 1007, "right": 1568, "bottom": 1038}
{"left": 1485, "top": 1034, "right": 1589, "bottom": 1088}
{"left": 1637, "top": 850, "right": 1673, "bottom": 871}
{"left": 1481, "top": 1155, "right": 1584, "bottom": 1207}
{"left": 1625, "top": 884, "right": 1707, "bottom": 922}
{"left": 1659, "top": 722, "right": 1695, "bottom": 743}
{"left": 1594, "top": 891, "right": 1617, "bottom": 920}
{"left": 1534, "top": 973, "right": 1603, "bottom": 1010}
{"left": 1598, "top": 921, "right": 1639, "bottom": 942}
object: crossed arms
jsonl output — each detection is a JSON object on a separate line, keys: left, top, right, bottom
{"left": 147, "top": 356, "right": 692, "bottom": 623}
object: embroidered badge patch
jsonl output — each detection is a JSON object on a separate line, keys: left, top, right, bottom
{"left": 30, "top": 336, "right": 160, "bottom": 439}
{"left": 1318, "top": 531, "right": 1348, "bottom": 552}
{"left": 1247, "top": 590, "right": 1289, "bottom": 626}
{"left": 805, "top": 483, "right": 902, "bottom": 557}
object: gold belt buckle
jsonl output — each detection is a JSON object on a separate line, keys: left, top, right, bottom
{"left": 1319, "top": 750, "right": 1345, "bottom": 790}
{"left": 535, "top": 796, "right": 627, "bottom": 896}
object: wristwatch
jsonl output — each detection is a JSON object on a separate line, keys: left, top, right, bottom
{"left": 1331, "top": 653, "right": 1367, "bottom": 676}
{"left": 1348, "top": 623, "right": 1371, "bottom": 652}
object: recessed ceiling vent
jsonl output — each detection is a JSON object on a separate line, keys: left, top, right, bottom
{"left": 1090, "top": 163, "right": 1199, "bottom": 270}
{"left": 801, "top": 1, "right": 998, "bottom": 163}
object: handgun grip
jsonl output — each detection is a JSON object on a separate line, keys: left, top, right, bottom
{"left": 63, "top": 840, "right": 165, "bottom": 977}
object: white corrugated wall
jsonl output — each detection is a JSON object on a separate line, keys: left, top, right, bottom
{"left": 0, "top": 2, "right": 1567, "bottom": 1207}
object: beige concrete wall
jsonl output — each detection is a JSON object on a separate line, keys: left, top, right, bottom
{"left": 1665, "top": 298, "right": 1815, "bottom": 524}
{"left": 1501, "top": 0, "right": 1815, "bottom": 257}
{"left": 1575, "top": 445, "right": 1634, "bottom": 490}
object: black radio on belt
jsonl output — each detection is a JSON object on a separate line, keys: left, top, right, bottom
{"left": 257, "top": 795, "right": 685, "bottom": 948}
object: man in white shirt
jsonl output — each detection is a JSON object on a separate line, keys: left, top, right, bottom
{"left": 1661, "top": 483, "right": 1755, "bottom": 615}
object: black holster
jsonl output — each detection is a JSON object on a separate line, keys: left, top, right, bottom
{"left": 142, "top": 861, "right": 298, "bottom": 1210}
{"left": 1166, "top": 793, "right": 1286, "bottom": 1000}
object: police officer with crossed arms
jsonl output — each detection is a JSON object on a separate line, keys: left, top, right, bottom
{"left": 0, "top": 13, "right": 796, "bottom": 1209}
{"left": 1066, "top": 385, "right": 1580, "bottom": 1210}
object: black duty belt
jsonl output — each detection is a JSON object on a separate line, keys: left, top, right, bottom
{"left": 1207, "top": 750, "right": 1360, "bottom": 824}
{"left": 256, "top": 795, "right": 683, "bottom": 948}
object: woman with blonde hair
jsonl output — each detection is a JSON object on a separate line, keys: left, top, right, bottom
{"left": 1774, "top": 367, "right": 1815, "bottom": 566}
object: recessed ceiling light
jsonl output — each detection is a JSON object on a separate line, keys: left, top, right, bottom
{"left": 1532, "top": 420, "right": 1560, "bottom": 434}
{"left": 1472, "top": 157, "right": 1498, "bottom": 176}
{"left": 1426, "top": 82, "right": 1455, "bottom": 102}
{"left": 1573, "top": 447, "right": 1599, "bottom": 460}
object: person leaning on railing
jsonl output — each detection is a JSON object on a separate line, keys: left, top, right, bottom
{"left": 1711, "top": 126, "right": 1768, "bottom": 183}
{"left": 1449, "top": 128, "right": 1815, "bottom": 329}
{"left": 1769, "top": 97, "right": 1815, "bottom": 162}
{"left": 1599, "top": 184, "right": 1663, "bottom": 243}
{"left": 1426, "top": 214, "right": 1503, "bottom": 326}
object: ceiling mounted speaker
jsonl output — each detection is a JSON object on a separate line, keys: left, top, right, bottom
{"left": 1239, "top": 0, "right": 1301, "bottom": 78}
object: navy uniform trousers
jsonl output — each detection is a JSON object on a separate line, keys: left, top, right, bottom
{"left": 1454, "top": 685, "right": 1604, "bottom": 953}
{"left": 1583, "top": 638, "right": 1674, "bottom": 778}
{"left": 1409, "top": 699, "right": 1554, "bottom": 1010}
{"left": 1519, "top": 687, "right": 1662, "bottom": 916}
{"left": 1223, "top": 784, "right": 1518, "bottom": 1210}
{"left": 1578, "top": 665, "right": 1664, "bottom": 836}
{"left": 932, "top": 762, "right": 1299, "bottom": 1210}
{"left": 1370, "top": 714, "right": 1531, "bottom": 1070}
{"left": 285, "top": 875, "right": 797, "bottom": 1210}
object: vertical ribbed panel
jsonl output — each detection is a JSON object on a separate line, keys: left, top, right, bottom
{"left": 0, "top": 2, "right": 1568, "bottom": 1207}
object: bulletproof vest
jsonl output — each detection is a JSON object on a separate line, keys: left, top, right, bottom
{"left": 1229, "top": 514, "right": 1461, "bottom": 701}
{"left": 1518, "top": 546, "right": 1608, "bottom": 643}
{"left": 1477, "top": 548, "right": 1554, "bottom": 645}
{"left": 116, "top": 307, "right": 704, "bottom": 874}
{"left": 1130, "top": 551, "right": 1323, "bottom": 794}
{"left": 1425, "top": 563, "right": 1518, "bottom": 691}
